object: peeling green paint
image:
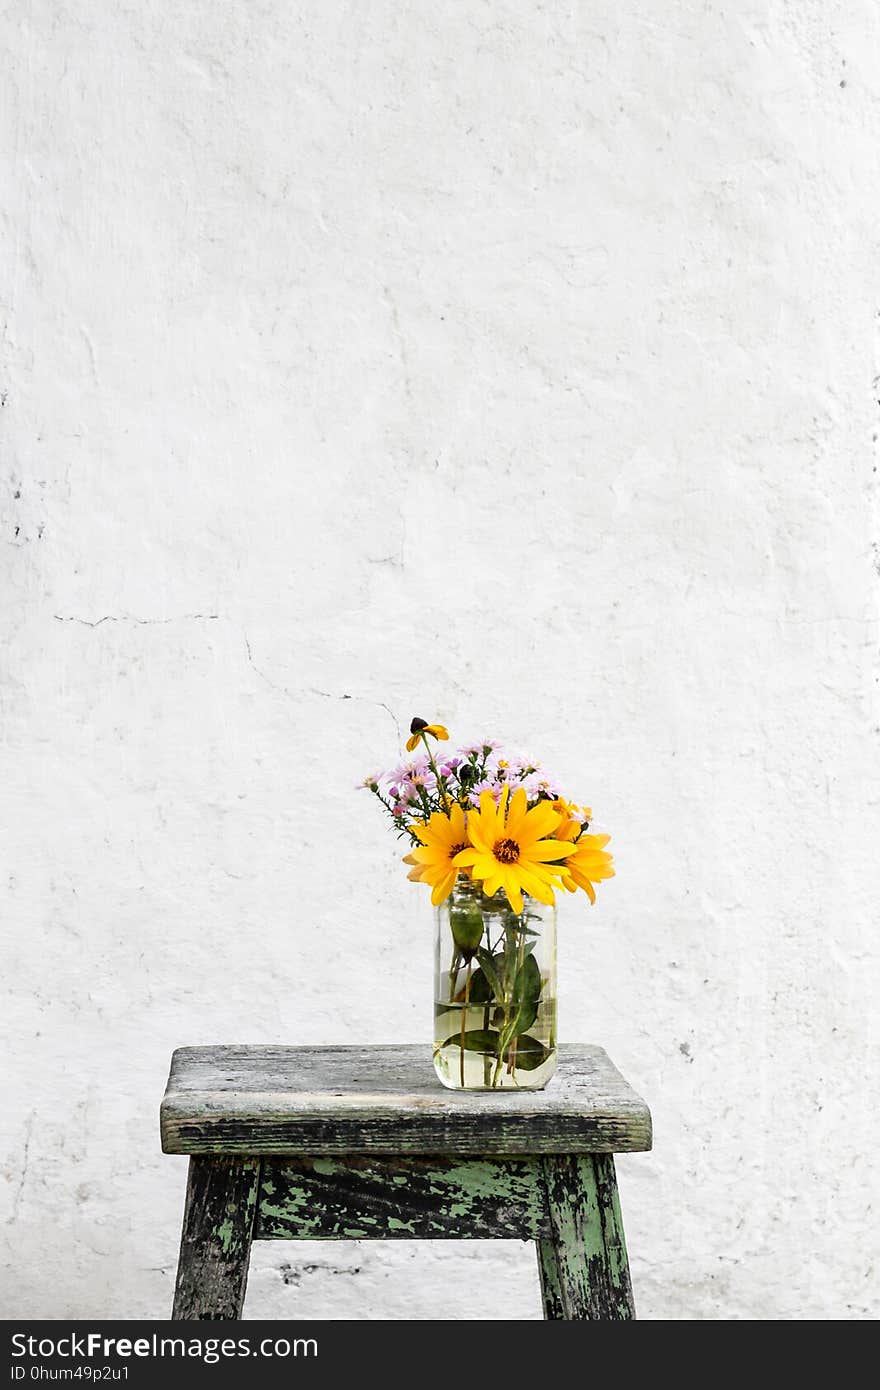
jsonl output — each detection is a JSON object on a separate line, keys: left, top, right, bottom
{"left": 538, "top": 1155, "right": 635, "bottom": 1318}
{"left": 173, "top": 1157, "right": 261, "bottom": 1320}
{"left": 215, "top": 1217, "right": 235, "bottom": 1254}
{"left": 253, "top": 1155, "right": 550, "bottom": 1241}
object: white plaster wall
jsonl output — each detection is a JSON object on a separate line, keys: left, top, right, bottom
{"left": 2, "top": 0, "right": 879, "bottom": 1321}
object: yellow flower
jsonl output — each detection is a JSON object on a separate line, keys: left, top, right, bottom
{"left": 405, "top": 717, "right": 450, "bottom": 753}
{"left": 560, "top": 833, "right": 615, "bottom": 904}
{"left": 453, "top": 785, "right": 577, "bottom": 915}
{"left": 549, "top": 798, "right": 595, "bottom": 842}
{"left": 403, "top": 802, "right": 469, "bottom": 905}
{"left": 551, "top": 798, "right": 583, "bottom": 842}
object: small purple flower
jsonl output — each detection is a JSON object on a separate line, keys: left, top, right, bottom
{"left": 533, "top": 773, "right": 564, "bottom": 800}
{"left": 521, "top": 771, "right": 561, "bottom": 801}
{"left": 493, "top": 756, "right": 524, "bottom": 782}
{"left": 388, "top": 755, "right": 430, "bottom": 785}
{"left": 469, "top": 778, "right": 504, "bottom": 806}
{"left": 462, "top": 738, "right": 501, "bottom": 758}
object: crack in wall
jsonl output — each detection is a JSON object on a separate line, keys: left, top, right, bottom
{"left": 382, "top": 284, "right": 413, "bottom": 402}
{"left": 8, "top": 1114, "right": 34, "bottom": 1224}
{"left": 53, "top": 613, "right": 220, "bottom": 627}
{"left": 50, "top": 618, "right": 401, "bottom": 744}
{"left": 244, "top": 637, "right": 401, "bottom": 743}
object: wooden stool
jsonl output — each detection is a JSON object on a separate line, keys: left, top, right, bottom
{"left": 160, "top": 1044, "right": 651, "bottom": 1321}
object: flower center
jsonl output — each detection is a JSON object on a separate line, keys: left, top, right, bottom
{"left": 449, "top": 842, "right": 466, "bottom": 860}
{"left": 494, "top": 837, "right": 520, "bottom": 864}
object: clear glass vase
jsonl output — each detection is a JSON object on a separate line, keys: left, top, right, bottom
{"left": 433, "top": 875, "right": 557, "bottom": 1090}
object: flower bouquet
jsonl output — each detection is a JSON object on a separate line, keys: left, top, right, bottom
{"left": 363, "top": 718, "right": 614, "bottom": 1090}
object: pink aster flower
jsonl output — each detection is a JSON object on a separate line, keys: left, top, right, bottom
{"left": 438, "top": 757, "right": 463, "bottom": 776}
{"left": 387, "top": 755, "right": 431, "bottom": 785}
{"left": 468, "top": 778, "right": 504, "bottom": 806}
{"left": 461, "top": 739, "right": 501, "bottom": 758}
{"left": 491, "top": 755, "right": 526, "bottom": 783}
{"left": 521, "top": 770, "right": 564, "bottom": 802}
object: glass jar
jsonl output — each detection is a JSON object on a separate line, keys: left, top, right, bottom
{"left": 433, "top": 875, "right": 557, "bottom": 1090}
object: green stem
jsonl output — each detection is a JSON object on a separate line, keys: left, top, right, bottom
{"left": 481, "top": 912, "right": 493, "bottom": 1086}
{"left": 448, "top": 946, "right": 461, "bottom": 1008}
{"left": 507, "top": 926, "right": 527, "bottom": 1077}
{"left": 493, "top": 919, "right": 512, "bottom": 1088}
{"left": 416, "top": 781, "right": 435, "bottom": 819}
{"left": 483, "top": 1000, "right": 492, "bottom": 1087}
{"left": 460, "top": 960, "right": 471, "bottom": 1088}
{"left": 419, "top": 732, "right": 452, "bottom": 813}
{"left": 371, "top": 786, "right": 420, "bottom": 845}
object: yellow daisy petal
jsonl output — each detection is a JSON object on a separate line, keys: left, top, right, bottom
{"left": 430, "top": 870, "right": 457, "bottom": 905}
{"left": 452, "top": 848, "right": 478, "bottom": 868}
{"left": 505, "top": 882, "right": 524, "bottom": 914}
{"left": 525, "top": 839, "right": 578, "bottom": 863}
{"left": 515, "top": 865, "right": 556, "bottom": 904}
{"left": 503, "top": 786, "right": 529, "bottom": 838}
{"left": 518, "top": 800, "right": 563, "bottom": 844}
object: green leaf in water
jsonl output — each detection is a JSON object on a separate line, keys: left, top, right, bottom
{"left": 506, "top": 1034, "right": 549, "bottom": 1070}
{"left": 439, "top": 1029, "right": 502, "bottom": 1055}
{"left": 473, "top": 948, "right": 504, "bottom": 1001}
{"left": 508, "top": 953, "right": 542, "bottom": 1035}
{"left": 507, "top": 999, "right": 538, "bottom": 1036}
{"left": 467, "top": 968, "right": 491, "bottom": 1005}
{"left": 438, "top": 1030, "right": 549, "bottom": 1073}
{"left": 515, "top": 951, "right": 541, "bottom": 1000}
{"left": 492, "top": 952, "right": 542, "bottom": 1045}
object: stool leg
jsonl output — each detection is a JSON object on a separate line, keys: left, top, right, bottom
{"left": 537, "top": 1154, "right": 635, "bottom": 1320}
{"left": 172, "top": 1157, "right": 261, "bottom": 1320}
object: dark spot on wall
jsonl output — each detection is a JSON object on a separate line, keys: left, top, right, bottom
{"left": 278, "top": 1262, "right": 361, "bottom": 1286}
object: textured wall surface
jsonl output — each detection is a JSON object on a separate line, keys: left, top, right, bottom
{"left": 2, "top": 0, "right": 879, "bottom": 1321}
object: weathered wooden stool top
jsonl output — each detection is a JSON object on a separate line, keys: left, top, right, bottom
{"left": 160, "top": 1043, "right": 652, "bottom": 1156}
